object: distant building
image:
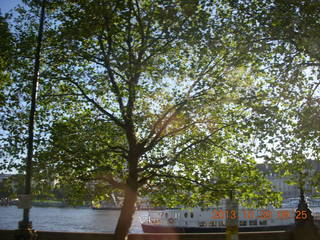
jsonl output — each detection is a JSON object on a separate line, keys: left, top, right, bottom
{"left": 257, "top": 160, "right": 320, "bottom": 199}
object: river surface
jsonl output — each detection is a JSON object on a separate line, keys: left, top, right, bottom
{"left": 2, "top": 206, "right": 320, "bottom": 233}
{"left": 0, "top": 206, "right": 148, "bottom": 233}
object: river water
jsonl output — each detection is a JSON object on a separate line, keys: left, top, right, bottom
{"left": 2, "top": 206, "right": 320, "bottom": 233}
{"left": 0, "top": 206, "right": 148, "bottom": 233}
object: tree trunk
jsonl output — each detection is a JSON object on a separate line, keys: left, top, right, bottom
{"left": 113, "top": 186, "right": 138, "bottom": 240}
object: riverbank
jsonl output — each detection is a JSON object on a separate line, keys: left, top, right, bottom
{"left": 1, "top": 199, "right": 90, "bottom": 208}
{"left": 0, "top": 229, "right": 295, "bottom": 240}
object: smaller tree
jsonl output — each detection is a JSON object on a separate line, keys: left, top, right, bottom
{"left": 0, "top": 14, "right": 13, "bottom": 106}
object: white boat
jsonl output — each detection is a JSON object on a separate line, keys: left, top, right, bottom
{"left": 141, "top": 206, "right": 295, "bottom": 233}
{"left": 281, "top": 198, "right": 303, "bottom": 208}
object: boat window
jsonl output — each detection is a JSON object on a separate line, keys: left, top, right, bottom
{"left": 199, "top": 221, "right": 205, "bottom": 227}
{"left": 184, "top": 212, "right": 188, "bottom": 218}
{"left": 165, "top": 212, "right": 168, "bottom": 218}
{"left": 249, "top": 220, "right": 257, "bottom": 226}
{"left": 218, "top": 221, "right": 225, "bottom": 226}
{"left": 259, "top": 220, "right": 267, "bottom": 226}
{"left": 190, "top": 212, "right": 194, "bottom": 218}
{"left": 239, "top": 220, "right": 247, "bottom": 226}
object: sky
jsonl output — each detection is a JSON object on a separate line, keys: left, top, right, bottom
{"left": 0, "top": 0, "right": 21, "bottom": 15}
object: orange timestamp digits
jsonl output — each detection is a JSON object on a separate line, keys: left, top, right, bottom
{"left": 227, "top": 210, "right": 237, "bottom": 220}
{"left": 211, "top": 209, "right": 299, "bottom": 220}
{"left": 211, "top": 209, "right": 225, "bottom": 219}
{"left": 258, "top": 210, "right": 272, "bottom": 219}
{"left": 242, "top": 210, "right": 255, "bottom": 219}
{"left": 278, "top": 210, "right": 291, "bottom": 219}
{"left": 278, "top": 210, "right": 308, "bottom": 220}
{"left": 243, "top": 209, "right": 294, "bottom": 220}
{"left": 295, "top": 210, "right": 308, "bottom": 220}
{"left": 211, "top": 209, "right": 238, "bottom": 219}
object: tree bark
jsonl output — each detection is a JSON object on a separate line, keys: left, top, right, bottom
{"left": 113, "top": 183, "right": 138, "bottom": 240}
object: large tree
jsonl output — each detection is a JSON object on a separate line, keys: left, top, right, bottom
{"left": 35, "top": 110, "right": 281, "bottom": 209}
{"left": 0, "top": 1, "right": 285, "bottom": 239}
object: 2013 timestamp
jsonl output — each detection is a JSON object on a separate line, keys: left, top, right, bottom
{"left": 211, "top": 209, "right": 307, "bottom": 220}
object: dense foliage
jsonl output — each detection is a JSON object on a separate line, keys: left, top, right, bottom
{"left": 1, "top": 1, "right": 319, "bottom": 239}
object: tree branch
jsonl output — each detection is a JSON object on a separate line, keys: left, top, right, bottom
{"left": 104, "top": 174, "right": 126, "bottom": 189}
{"left": 39, "top": 93, "right": 83, "bottom": 99}
{"left": 137, "top": 122, "right": 237, "bottom": 181}
{"left": 67, "top": 78, "right": 125, "bottom": 128}
{"left": 98, "top": 20, "right": 126, "bottom": 118}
